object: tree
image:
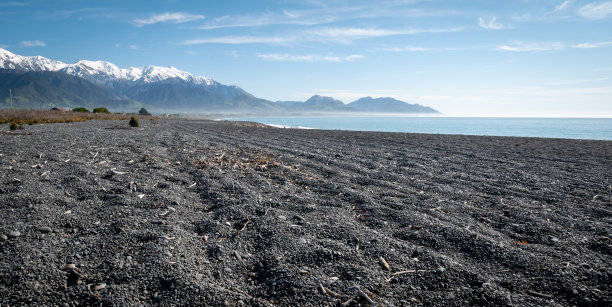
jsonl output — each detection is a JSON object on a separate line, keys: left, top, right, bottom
{"left": 72, "top": 107, "right": 90, "bottom": 113}
{"left": 93, "top": 107, "right": 110, "bottom": 113}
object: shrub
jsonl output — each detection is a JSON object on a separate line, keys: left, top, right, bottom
{"left": 93, "top": 107, "right": 110, "bottom": 114}
{"left": 9, "top": 122, "right": 23, "bottom": 130}
{"left": 72, "top": 107, "right": 90, "bottom": 113}
{"left": 138, "top": 108, "right": 152, "bottom": 116}
{"left": 129, "top": 117, "right": 139, "bottom": 127}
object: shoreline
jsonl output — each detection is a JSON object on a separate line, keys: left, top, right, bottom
{"left": 1, "top": 119, "right": 610, "bottom": 305}
{"left": 222, "top": 116, "right": 612, "bottom": 141}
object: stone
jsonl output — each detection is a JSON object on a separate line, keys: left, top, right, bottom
{"left": 296, "top": 238, "right": 307, "bottom": 245}
{"left": 0, "top": 234, "right": 7, "bottom": 241}
{"left": 93, "top": 283, "right": 106, "bottom": 291}
{"left": 548, "top": 236, "right": 560, "bottom": 244}
{"left": 7, "top": 231, "right": 21, "bottom": 239}
{"left": 36, "top": 226, "right": 53, "bottom": 233}
{"left": 323, "top": 277, "right": 339, "bottom": 287}
{"left": 292, "top": 215, "right": 305, "bottom": 221}
{"left": 435, "top": 267, "right": 446, "bottom": 274}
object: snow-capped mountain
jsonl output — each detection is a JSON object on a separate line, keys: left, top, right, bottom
{"left": 0, "top": 48, "right": 68, "bottom": 71}
{"left": 1, "top": 48, "right": 439, "bottom": 114}
{"left": 0, "top": 48, "right": 216, "bottom": 87}
{"left": 0, "top": 48, "right": 252, "bottom": 111}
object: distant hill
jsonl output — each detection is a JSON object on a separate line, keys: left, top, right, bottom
{"left": 0, "top": 70, "right": 141, "bottom": 111}
{"left": 1, "top": 48, "right": 440, "bottom": 114}
{"left": 347, "top": 96, "right": 439, "bottom": 113}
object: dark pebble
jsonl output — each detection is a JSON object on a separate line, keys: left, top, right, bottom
{"left": 7, "top": 231, "right": 21, "bottom": 239}
{"left": 435, "top": 267, "right": 446, "bottom": 274}
{"left": 36, "top": 226, "right": 53, "bottom": 233}
{"left": 292, "top": 215, "right": 305, "bottom": 221}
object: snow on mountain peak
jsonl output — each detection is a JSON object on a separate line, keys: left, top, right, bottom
{"left": 0, "top": 48, "right": 67, "bottom": 71}
{"left": 0, "top": 47, "right": 215, "bottom": 86}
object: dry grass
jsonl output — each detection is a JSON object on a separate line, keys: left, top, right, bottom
{"left": 0, "top": 109, "right": 155, "bottom": 125}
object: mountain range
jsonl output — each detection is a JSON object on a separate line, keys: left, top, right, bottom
{"left": 0, "top": 48, "right": 439, "bottom": 114}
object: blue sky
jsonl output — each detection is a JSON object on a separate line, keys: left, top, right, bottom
{"left": 1, "top": 0, "right": 612, "bottom": 116}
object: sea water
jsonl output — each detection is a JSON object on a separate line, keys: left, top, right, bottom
{"left": 227, "top": 117, "right": 612, "bottom": 141}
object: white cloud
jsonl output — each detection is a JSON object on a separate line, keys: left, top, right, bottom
{"left": 185, "top": 50, "right": 197, "bottom": 55}
{"left": 183, "top": 26, "right": 460, "bottom": 46}
{"left": 551, "top": 0, "right": 572, "bottom": 13}
{"left": 256, "top": 53, "right": 364, "bottom": 63}
{"left": 578, "top": 1, "right": 612, "bottom": 19}
{"left": 129, "top": 44, "right": 139, "bottom": 50}
{"left": 497, "top": 41, "right": 565, "bottom": 52}
{"left": 373, "top": 46, "right": 430, "bottom": 52}
{"left": 182, "top": 36, "right": 294, "bottom": 45}
{"left": 200, "top": 11, "right": 333, "bottom": 30}
{"left": 134, "top": 12, "right": 204, "bottom": 27}
{"left": 478, "top": 17, "right": 505, "bottom": 30}
{"left": 305, "top": 27, "right": 462, "bottom": 43}
{"left": 21, "top": 40, "right": 46, "bottom": 47}
{"left": 198, "top": 2, "right": 457, "bottom": 30}
{"left": 573, "top": 41, "right": 612, "bottom": 48}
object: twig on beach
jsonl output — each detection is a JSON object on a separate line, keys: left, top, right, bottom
{"left": 264, "top": 204, "right": 272, "bottom": 216}
{"left": 340, "top": 296, "right": 358, "bottom": 307}
{"left": 386, "top": 269, "right": 428, "bottom": 282}
{"left": 357, "top": 289, "right": 378, "bottom": 306}
{"left": 378, "top": 256, "right": 391, "bottom": 271}
{"left": 186, "top": 182, "right": 197, "bottom": 188}
{"left": 92, "top": 151, "right": 98, "bottom": 160}
{"left": 236, "top": 219, "right": 251, "bottom": 234}
{"left": 526, "top": 289, "right": 553, "bottom": 299}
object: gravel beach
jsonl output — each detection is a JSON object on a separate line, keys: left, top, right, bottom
{"left": 1, "top": 118, "right": 610, "bottom": 306}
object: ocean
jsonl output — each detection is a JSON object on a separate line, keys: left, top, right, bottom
{"left": 227, "top": 116, "right": 612, "bottom": 141}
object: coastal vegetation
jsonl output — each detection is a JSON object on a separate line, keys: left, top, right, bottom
{"left": 0, "top": 108, "right": 153, "bottom": 126}
{"left": 72, "top": 107, "right": 90, "bottom": 113}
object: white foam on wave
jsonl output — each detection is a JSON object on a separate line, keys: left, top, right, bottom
{"left": 265, "top": 123, "right": 313, "bottom": 129}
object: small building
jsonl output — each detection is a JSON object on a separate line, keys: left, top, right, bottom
{"left": 51, "top": 107, "right": 67, "bottom": 111}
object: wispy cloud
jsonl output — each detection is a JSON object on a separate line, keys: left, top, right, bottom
{"left": 198, "top": 2, "right": 457, "bottom": 30}
{"left": 578, "top": 1, "right": 612, "bottom": 19}
{"left": 551, "top": 0, "right": 573, "bottom": 13}
{"left": 21, "top": 40, "right": 45, "bottom": 47}
{"left": 257, "top": 53, "right": 364, "bottom": 62}
{"left": 129, "top": 44, "right": 140, "bottom": 50}
{"left": 134, "top": 12, "right": 204, "bottom": 27}
{"left": 373, "top": 46, "right": 430, "bottom": 52}
{"left": 183, "top": 26, "right": 461, "bottom": 46}
{"left": 498, "top": 40, "right": 612, "bottom": 51}
{"left": 182, "top": 36, "right": 294, "bottom": 45}
{"left": 478, "top": 17, "right": 506, "bottom": 30}
{"left": 497, "top": 41, "right": 565, "bottom": 52}
{"left": 305, "top": 27, "right": 462, "bottom": 43}
{"left": 200, "top": 11, "right": 334, "bottom": 30}
{"left": 573, "top": 41, "right": 612, "bottom": 48}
